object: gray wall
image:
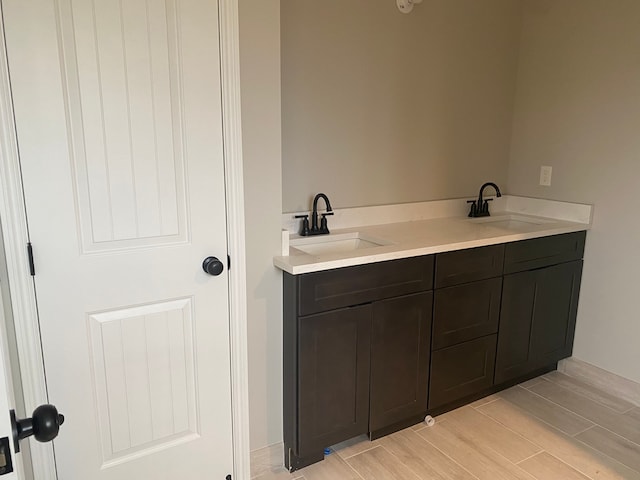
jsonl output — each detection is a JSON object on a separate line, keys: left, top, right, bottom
{"left": 239, "top": 0, "right": 283, "bottom": 450}
{"left": 281, "top": 0, "right": 522, "bottom": 212}
{"left": 240, "top": 0, "right": 640, "bottom": 455}
{"left": 507, "top": 0, "right": 640, "bottom": 383}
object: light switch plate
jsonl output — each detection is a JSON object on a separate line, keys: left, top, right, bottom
{"left": 540, "top": 166, "right": 552, "bottom": 186}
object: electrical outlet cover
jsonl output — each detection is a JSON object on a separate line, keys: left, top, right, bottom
{"left": 540, "top": 166, "right": 552, "bottom": 186}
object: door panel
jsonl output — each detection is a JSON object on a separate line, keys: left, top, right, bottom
{"left": 88, "top": 299, "right": 197, "bottom": 464}
{"left": 57, "top": 0, "right": 188, "bottom": 252}
{"left": 2, "top": 0, "right": 233, "bottom": 478}
{"left": 298, "top": 306, "right": 371, "bottom": 457}
{"left": 370, "top": 292, "right": 432, "bottom": 434}
{"left": 496, "top": 261, "right": 583, "bottom": 384}
{"left": 530, "top": 261, "right": 583, "bottom": 364}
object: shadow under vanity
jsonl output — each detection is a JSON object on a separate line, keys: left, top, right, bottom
{"left": 282, "top": 231, "right": 586, "bottom": 472}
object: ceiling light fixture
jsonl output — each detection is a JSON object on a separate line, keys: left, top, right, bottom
{"left": 397, "top": 0, "right": 423, "bottom": 14}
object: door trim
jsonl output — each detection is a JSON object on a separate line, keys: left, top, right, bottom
{"left": 218, "top": 0, "right": 251, "bottom": 478}
{"left": 0, "top": 3, "right": 55, "bottom": 477}
{"left": 0, "top": 0, "right": 250, "bottom": 478}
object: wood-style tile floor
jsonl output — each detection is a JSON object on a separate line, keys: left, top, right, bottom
{"left": 254, "top": 372, "right": 640, "bottom": 480}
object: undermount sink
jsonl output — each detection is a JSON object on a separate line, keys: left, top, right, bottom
{"left": 290, "top": 232, "right": 392, "bottom": 256}
{"left": 469, "top": 214, "right": 555, "bottom": 231}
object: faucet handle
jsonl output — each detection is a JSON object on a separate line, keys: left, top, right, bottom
{"left": 294, "top": 214, "right": 310, "bottom": 236}
{"left": 482, "top": 198, "right": 493, "bottom": 215}
{"left": 319, "top": 212, "right": 333, "bottom": 233}
{"left": 467, "top": 200, "right": 478, "bottom": 218}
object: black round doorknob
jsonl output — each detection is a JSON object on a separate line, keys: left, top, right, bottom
{"left": 32, "top": 404, "right": 65, "bottom": 443}
{"left": 202, "top": 256, "right": 224, "bottom": 276}
{"left": 11, "top": 404, "right": 65, "bottom": 452}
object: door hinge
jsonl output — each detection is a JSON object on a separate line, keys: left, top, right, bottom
{"left": 27, "top": 243, "right": 35, "bottom": 276}
{"left": 227, "top": 255, "right": 231, "bottom": 270}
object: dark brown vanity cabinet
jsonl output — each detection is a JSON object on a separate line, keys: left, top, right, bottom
{"left": 495, "top": 233, "right": 585, "bottom": 384}
{"left": 283, "top": 256, "right": 434, "bottom": 471}
{"left": 283, "top": 230, "right": 587, "bottom": 471}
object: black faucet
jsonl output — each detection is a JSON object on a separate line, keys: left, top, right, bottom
{"left": 468, "top": 182, "right": 502, "bottom": 217}
{"left": 294, "top": 193, "right": 334, "bottom": 236}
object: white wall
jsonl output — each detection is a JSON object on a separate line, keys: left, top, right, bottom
{"left": 238, "top": 0, "right": 283, "bottom": 451}
{"left": 281, "top": 0, "right": 523, "bottom": 212}
{"left": 507, "top": 0, "right": 640, "bottom": 383}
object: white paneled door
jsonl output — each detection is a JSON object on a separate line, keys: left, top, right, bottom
{"left": 2, "top": 0, "right": 234, "bottom": 478}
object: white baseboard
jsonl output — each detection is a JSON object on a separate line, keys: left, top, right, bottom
{"left": 250, "top": 442, "right": 284, "bottom": 478}
{"left": 559, "top": 357, "right": 640, "bottom": 407}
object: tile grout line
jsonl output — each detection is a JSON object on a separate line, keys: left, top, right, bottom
{"left": 471, "top": 397, "right": 501, "bottom": 409}
{"left": 542, "top": 374, "right": 638, "bottom": 415}
{"left": 443, "top": 405, "right": 545, "bottom": 466}
{"left": 541, "top": 451, "right": 599, "bottom": 480}
{"left": 514, "top": 385, "right": 598, "bottom": 429}
{"left": 474, "top": 401, "right": 549, "bottom": 454}
{"left": 420, "top": 418, "right": 539, "bottom": 480}
{"left": 526, "top": 384, "right": 640, "bottom": 448}
{"left": 344, "top": 445, "right": 387, "bottom": 480}
{"left": 335, "top": 442, "right": 380, "bottom": 460}
{"left": 472, "top": 402, "right": 619, "bottom": 480}
{"left": 515, "top": 450, "right": 544, "bottom": 465}
{"left": 413, "top": 427, "right": 482, "bottom": 480}
{"left": 572, "top": 430, "right": 640, "bottom": 475}
{"left": 379, "top": 444, "right": 422, "bottom": 480}
{"left": 577, "top": 422, "right": 640, "bottom": 450}
{"left": 571, "top": 424, "right": 597, "bottom": 438}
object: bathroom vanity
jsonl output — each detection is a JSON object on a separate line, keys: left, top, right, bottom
{"left": 275, "top": 197, "right": 590, "bottom": 472}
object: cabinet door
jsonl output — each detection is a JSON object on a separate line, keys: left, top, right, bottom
{"left": 298, "top": 305, "right": 371, "bottom": 457}
{"left": 495, "top": 260, "right": 583, "bottom": 384}
{"left": 370, "top": 292, "right": 432, "bottom": 434}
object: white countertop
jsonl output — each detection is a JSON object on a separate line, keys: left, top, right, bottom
{"left": 273, "top": 197, "right": 592, "bottom": 275}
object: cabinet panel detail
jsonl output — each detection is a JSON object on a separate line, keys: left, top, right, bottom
{"left": 504, "top": 232, "right": 586, "bottom": 274}
{"left": 433, "top": 277, "right": 502, "bottom": 350}
{"left": 297, "top": 305, "right": 372, "bottom": 456}
{"left": 429, "top": 335, "right": 497, "bottom": 409}
{"left": 495, "top": 260, "right": 583, "bottom": 384}
{"left": 370, "top": 292, "right": 432, "bottom": 432}
{"left": 435, "top": 245, "right": 504, "bottom": 288}
{"left": 298, "top": 256, "right": 434, "bottom": 316}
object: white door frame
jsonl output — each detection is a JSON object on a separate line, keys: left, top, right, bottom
{"left": 0, "top": 1, "right": 250, "bottom": 479}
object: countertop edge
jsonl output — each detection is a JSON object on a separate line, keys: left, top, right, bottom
{"left": 274, "top": 223, "right": 589, "bottom": 275}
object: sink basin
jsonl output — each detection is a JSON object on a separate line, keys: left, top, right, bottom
{"left": 469, "top": 214, "right": 555, "bottom": 231}
{"left": 290, "top": 232, "right": 392, "bottom": 256}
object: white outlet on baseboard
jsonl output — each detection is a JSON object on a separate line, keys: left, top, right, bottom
{"left": 540, "top": 166, "right": 552, "bottom": 186}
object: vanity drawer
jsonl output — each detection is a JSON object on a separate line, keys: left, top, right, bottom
{"left": 435, "top": 245, "right": 504, "bottom": 288}
{"left": 429, "top": 334, "right": 497, "bottom": 410}
{"left": 432, "top": 277, "right": 502, "bottom": 350}
{"left": 504, "top": 231, "right": 586, "bottom": 274}
{"left": 297, "top": 255, "right": 434, "bottom": 316}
